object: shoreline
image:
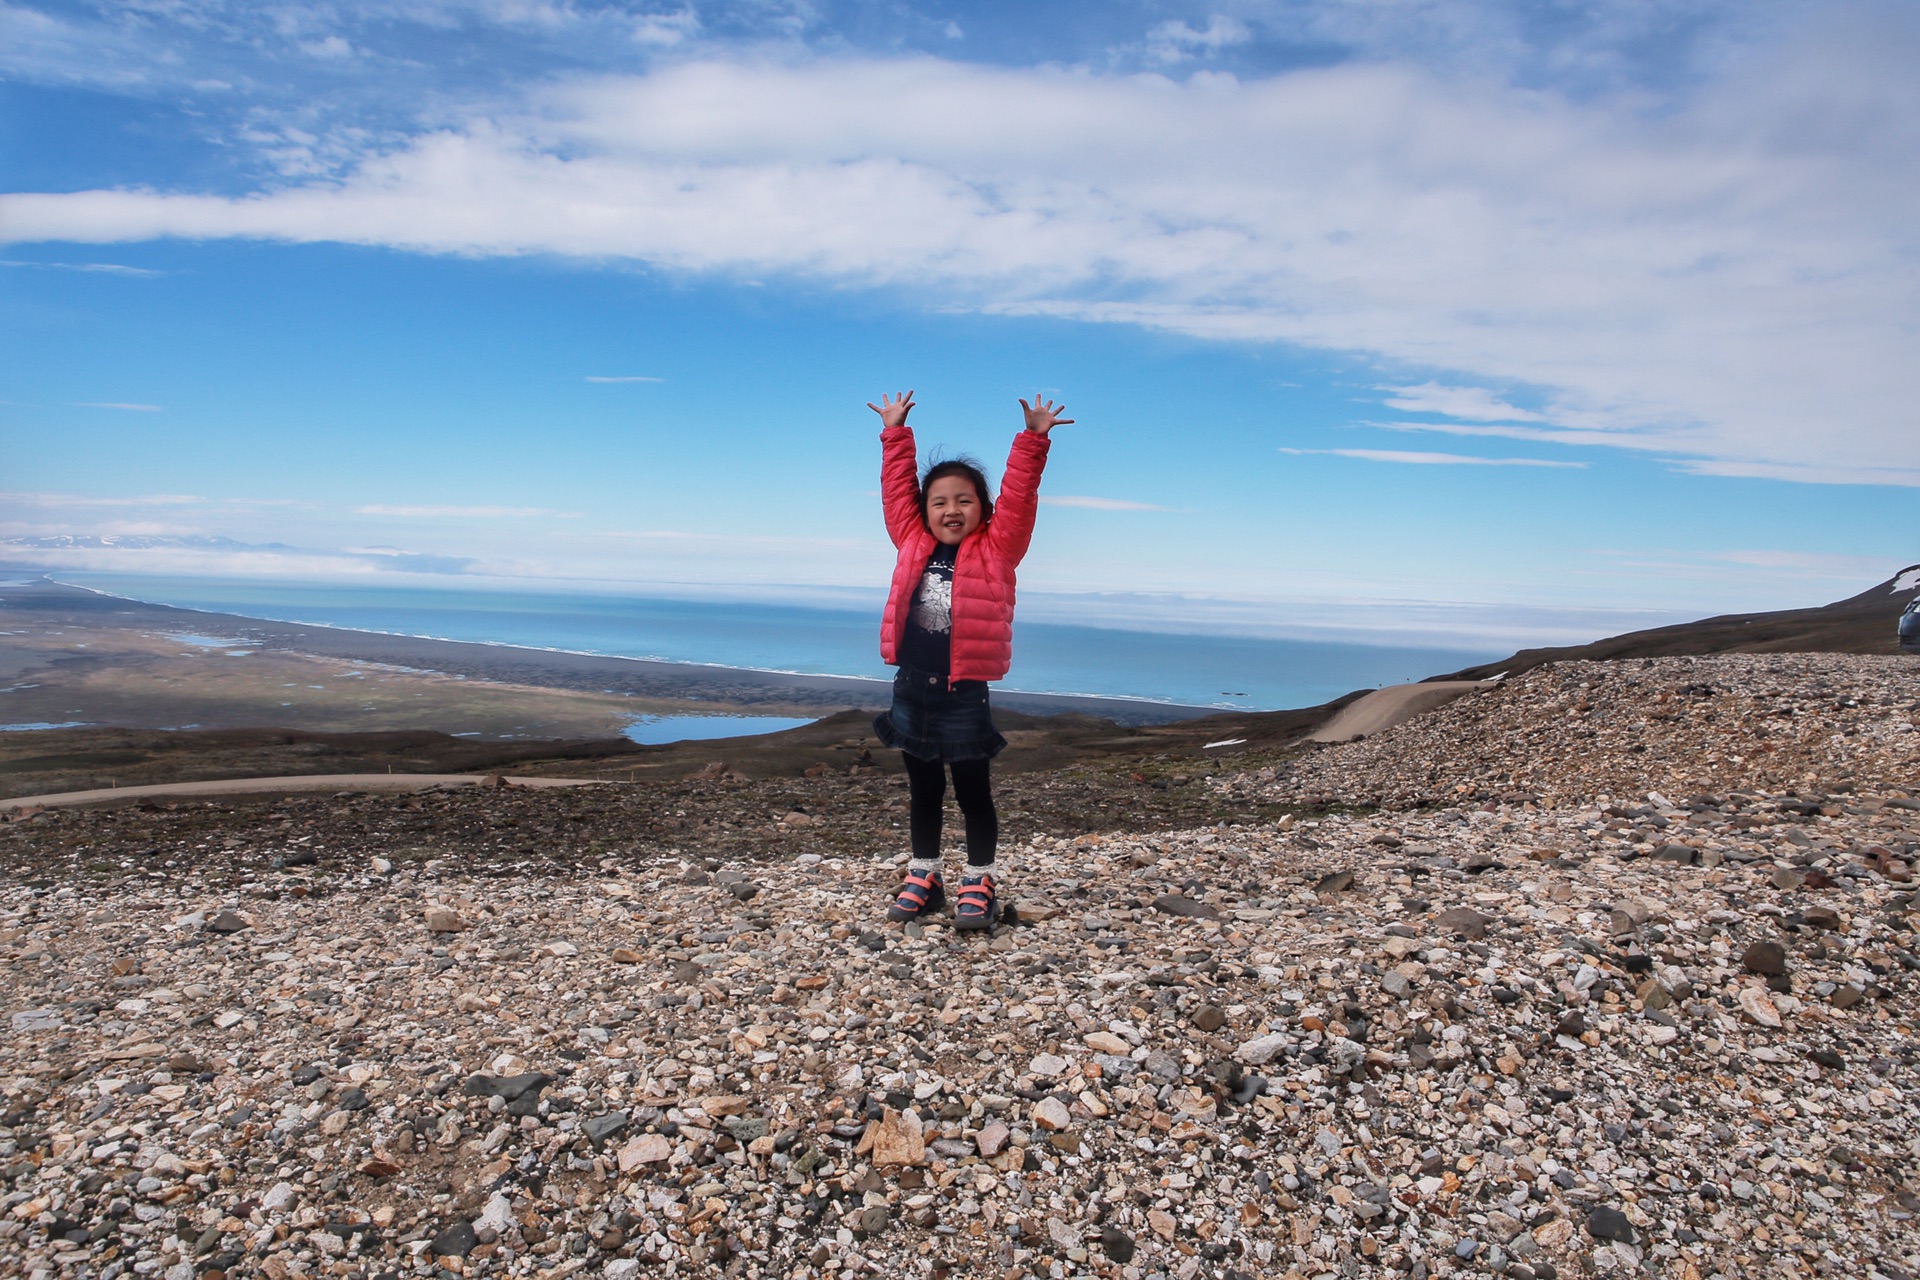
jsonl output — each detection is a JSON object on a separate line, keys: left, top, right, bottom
{"left": 3, "top": 576, "right": 1218, "bottom": 726}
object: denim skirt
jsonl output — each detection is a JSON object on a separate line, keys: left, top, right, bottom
{"left": 873, "top": 665, "right": 1007, "bottom": 763}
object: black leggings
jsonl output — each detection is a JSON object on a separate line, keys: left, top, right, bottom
{"left": 902, "top": 753, "right": 997, "bottom": 867}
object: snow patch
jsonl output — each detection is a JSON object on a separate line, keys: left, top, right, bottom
{"left": 1893, "top": 567, "right": 1920, "bottom": 593}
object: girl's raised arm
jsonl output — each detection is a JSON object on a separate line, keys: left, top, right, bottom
{"left": 872, "top": 391, "right": 924, "bottom": 549}
{"left": 988, "top": 396, "right": 1062, "bottom": 564}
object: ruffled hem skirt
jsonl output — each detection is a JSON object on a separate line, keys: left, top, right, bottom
{"left": 873, "top": 665, "right": 1007, "bottom": 763}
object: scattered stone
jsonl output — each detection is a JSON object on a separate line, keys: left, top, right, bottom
{"left": 1151, "top": 894, "right": 1219, "bottom": 919}
{"left": 423, "top": 905, "right": 465, "bottom": 932}
{"left": 204, "top": 909, "right": 250, "bottom": 934}
{"left": 1190, "top": 1004, "right": 1226, "bottom": 1032}
{"left": 1741, "top": 940, "right": 1789, "bottom": 976}
{"left": 1587, "top": 1206, "right": 1636, "bottom": 1244}
{"left": 618, "top": 1133, "right": 671, "bottom": 1170}
{"left": 1032, "top": 1096, "right": 1072, "bottom": 1131}
{"left": 865, "top": 1107, "right": 926, "bottom": 1167}
{"left": 429, "top": 1220, "right": 478, "bottom": 1259}
{"left": 1235, "top": 1033, "right": 1289, "bottom": 1066}
{"left": 1738, "top": 986, "right": 1784, "bottom": 1028}
{"left": 1434, "top": 907, "right": 1493, "bottom": 939}
{"left": 1315, "top": 870, "right": 1355, "bottom": 894}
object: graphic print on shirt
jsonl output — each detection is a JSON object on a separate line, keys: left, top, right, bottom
{"left": 910, "top": 562, "right": 953, "bottom": 636}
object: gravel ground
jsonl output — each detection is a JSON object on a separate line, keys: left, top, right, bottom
{"left": 2, "top": 653, "right": 1916, "bottom": 1280}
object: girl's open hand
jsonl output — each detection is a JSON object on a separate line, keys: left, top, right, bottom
{"left": 867, "top": 390, "right": 915, "bottom": 428}
{"left": 1020, "top": 396, "right": 1074, "bottom": 435}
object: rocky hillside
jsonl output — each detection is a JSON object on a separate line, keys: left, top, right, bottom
{"left": 1, "top": 652, "right": 1916, "bottom": 1280}
{"left": 1435, "top": 564, "right": 1920, "bottom": 682}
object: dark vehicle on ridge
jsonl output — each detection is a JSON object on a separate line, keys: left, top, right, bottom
{"left": 1901, "top": 597, "right": 1920, "bottom": 652}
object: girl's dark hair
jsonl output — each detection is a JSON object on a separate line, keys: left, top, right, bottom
{"left": 919, "top": 457, "right": 993, "bottom": 530}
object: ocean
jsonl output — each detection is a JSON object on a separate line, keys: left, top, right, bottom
{"left": 56, "top": 574, "right": 1500, "bottom": 715}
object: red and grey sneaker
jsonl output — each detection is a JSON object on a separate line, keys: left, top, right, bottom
{"left": 887, "top": 867, "right": 945, "bottom": 922}
{"left": 954, "top": 872, "right": 997, "bottom": 931}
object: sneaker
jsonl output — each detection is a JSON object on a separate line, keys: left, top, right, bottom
{"left": 954, "top": 872, "right": 997, "bottom": 931}
{"left": 887, "top": 867, "right": 945, "bottom": 922}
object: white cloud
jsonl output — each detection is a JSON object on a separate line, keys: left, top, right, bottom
{"left": 631, "top": 8, "right": 699, "bottom": 47}
{"left": 1280, "top": 448, "right": 1584, "bottom": 468}
{"left": 355, "top": 504, "right": 577, "bottom": 517}
{"left": 302, "top": 35, "right": 356, "bottom": 60}
{"left": 1, "top": 491, "right": 204, "bottom": 507}
{"left": 2, "top": 7, "right": 1916, "bottom": 485}
{"left": 0, "top": 258, "right": 163, "bottom": 276}
{"left": 1148, "top": 15, "right": 1252, "bottom": 60}
{"left": 1379, "top": 382, "right": 1545, "bottom": 422}
{"left": 1041, "top": 495, "right": 1170, "bottom": 511}
{"left": 584, "top": 374, "right": 664, "bottom": 382}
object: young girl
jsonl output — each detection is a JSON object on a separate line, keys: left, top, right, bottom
{"left": 866, "top": 389, "right": 1072, "bottom": 930}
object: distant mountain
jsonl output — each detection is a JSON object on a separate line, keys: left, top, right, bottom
{"left": 1432, "top": 564, "right": 1920, "bottom": 682}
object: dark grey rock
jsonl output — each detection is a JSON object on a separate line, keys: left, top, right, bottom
{"left": 1741, "top": 941, "right": 1789, "bottom": 976}
{"left": 204, "top": 910, "right": 250, "bottom": 934}
{"left": 582, "top": 1111, "right": 630, "bottom": 1145}
{"left": 1100, "top": 1225, "right": 1136, "bottom": 1263}
{"left": 430, "top": 1220, "right": 478, "bottom": 1258}
{"left": 463, "top": 1072, "right": 552, "bottom": 1103}
{"left": 1152, "top": 895, "right": 1220, "bottom": 919}
{"left": 1586, "top": 1206, "right": 1636, "bottom": 1243}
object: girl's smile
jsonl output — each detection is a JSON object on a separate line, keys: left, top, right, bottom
{"left": 925, "top": 474, "right": 983, "bottom": 545}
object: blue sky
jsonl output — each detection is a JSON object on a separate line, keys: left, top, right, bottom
{"left": 2, "top": 0, "right": 1916, "bottom": 648}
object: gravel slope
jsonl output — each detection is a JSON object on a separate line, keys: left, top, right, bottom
{"left": 1, "top": 653, "right": 1915, "bottom": 1280}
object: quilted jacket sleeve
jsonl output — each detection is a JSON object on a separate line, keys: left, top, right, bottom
{"left": 986, "top": 428, "right": 1051, "bottom": 566}
{"left": 879, "top": 425, "right": 923, "bottom": 548}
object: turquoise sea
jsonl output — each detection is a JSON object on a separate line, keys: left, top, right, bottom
{"left": 56, "top": 574, "right": 1499, "bottom": 716}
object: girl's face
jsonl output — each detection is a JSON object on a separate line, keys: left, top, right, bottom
{"left": 925, "top": 474, "right": 984, "bottom": 545}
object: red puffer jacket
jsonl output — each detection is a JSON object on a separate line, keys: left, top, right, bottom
{"left": 879, "top": 424, "right": 1050, "bottom": 684}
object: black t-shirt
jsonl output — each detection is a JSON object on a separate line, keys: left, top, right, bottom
{"left": 898, "top": 542, "right": 956, "bottom": 676}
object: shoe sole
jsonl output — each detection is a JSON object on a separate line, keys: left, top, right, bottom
{"left": 954, "top": 907, "right": 996, "bottom": 932}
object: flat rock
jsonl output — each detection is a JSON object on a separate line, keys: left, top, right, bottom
{"left": 1434, "top": 907, "right": 1493, "bottom": 939}
{"left": 1235, "top": 1033, "right": 1290, "bottom": 1066}
{"left": 1151, "top": 894, "right": 1219, "bottom": 919}
{"left": 618, "top": 1133, "right": 672, "bottom": 1170}
{"left": 866, "top": 1107, "right": 925, "bottom": 1166}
